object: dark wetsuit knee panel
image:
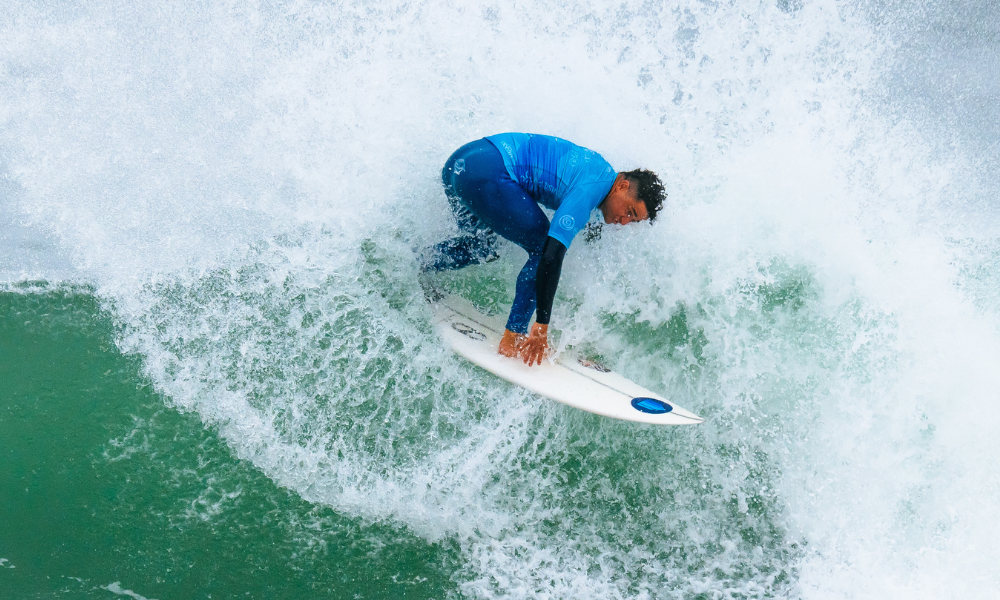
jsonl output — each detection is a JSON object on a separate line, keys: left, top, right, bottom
{"left": 492, "top": 176, "right": 549, "bottom": 254}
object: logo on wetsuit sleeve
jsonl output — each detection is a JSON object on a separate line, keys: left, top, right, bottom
{"left": 558, "top": 215, "right": 575, "bottom": 230}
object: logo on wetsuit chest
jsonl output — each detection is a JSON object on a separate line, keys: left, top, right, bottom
{"left": 558, "top": 215, "right": 575, "bottom": 230}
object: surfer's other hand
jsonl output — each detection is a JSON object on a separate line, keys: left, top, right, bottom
{"left": 499, "top": 329, "right": 525, "bottom": 358}
{"left": 518, "top": 323, "right": 548, "bottom": 366}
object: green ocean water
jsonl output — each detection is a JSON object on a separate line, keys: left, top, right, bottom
{"left": 1, "top": 257, "right": 803, "bottom": 599}
{"left": 1, "top": 286, "right": 458, "bottom": 599}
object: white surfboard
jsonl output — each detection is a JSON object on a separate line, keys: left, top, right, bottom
{"left": 430, "top": 294, "right": 704, "bottom": 425}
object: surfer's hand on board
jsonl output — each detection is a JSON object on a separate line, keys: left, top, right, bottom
{"left": 518, "top": 323, "right": 548, "bottom": 366}
{"left": 498, "top": 329, "right": 525, "bottom": 358}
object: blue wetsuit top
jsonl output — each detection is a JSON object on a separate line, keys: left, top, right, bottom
{"left": 486, "top": 133, "right": 617, "bottom": 249}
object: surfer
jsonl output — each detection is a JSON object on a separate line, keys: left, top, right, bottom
{"left": 422, "top": 133, "right": 665, "bottom": 366}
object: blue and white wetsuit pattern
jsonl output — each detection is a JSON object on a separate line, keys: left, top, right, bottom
{"left": 486, "top": 133, "right": 617, "bottom": 249}
{"left": 424, "top": 133, "right": 616, "bottom": 334}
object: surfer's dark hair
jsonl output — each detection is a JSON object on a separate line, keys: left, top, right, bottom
{"left": 620, "top": 168, "right": 666, "bottom": 222}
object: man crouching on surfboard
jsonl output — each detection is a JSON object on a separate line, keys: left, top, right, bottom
{"left": 421, "top": 133, "right": 665, "bottom": 367}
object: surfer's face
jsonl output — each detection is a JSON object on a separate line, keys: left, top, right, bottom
{"left": 599, "top": 176, "right": 649, "bottom": 225}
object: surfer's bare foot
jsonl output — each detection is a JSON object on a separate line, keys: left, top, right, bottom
{"left": 518, "top": 323, "right": 548, "bottom": 366}
{"left": 498, "top": 329, "right": 524, "bottom": 358}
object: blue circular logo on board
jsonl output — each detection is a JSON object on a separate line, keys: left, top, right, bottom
{"left": 631, "top": 397, "right": 673, "bottom": 414}
{"left": 558, "top": 215, "right": 575, "bottom": 230}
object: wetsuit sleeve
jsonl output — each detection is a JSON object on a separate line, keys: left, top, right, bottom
{"left": 547, "top": 187, "right": 596, "bottom": 248}
{"left": 548, "top": 173, "right": 615, "bottom": 247}
{"left": 535, "top": 236, "right": 567, "bottom": 326}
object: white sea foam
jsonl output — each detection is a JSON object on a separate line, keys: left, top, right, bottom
{"left": 102, "top": 582, "right": 157, "bottom": 600}
{"left": 3, "top": 0, "right": 1000, "bottom": 598}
